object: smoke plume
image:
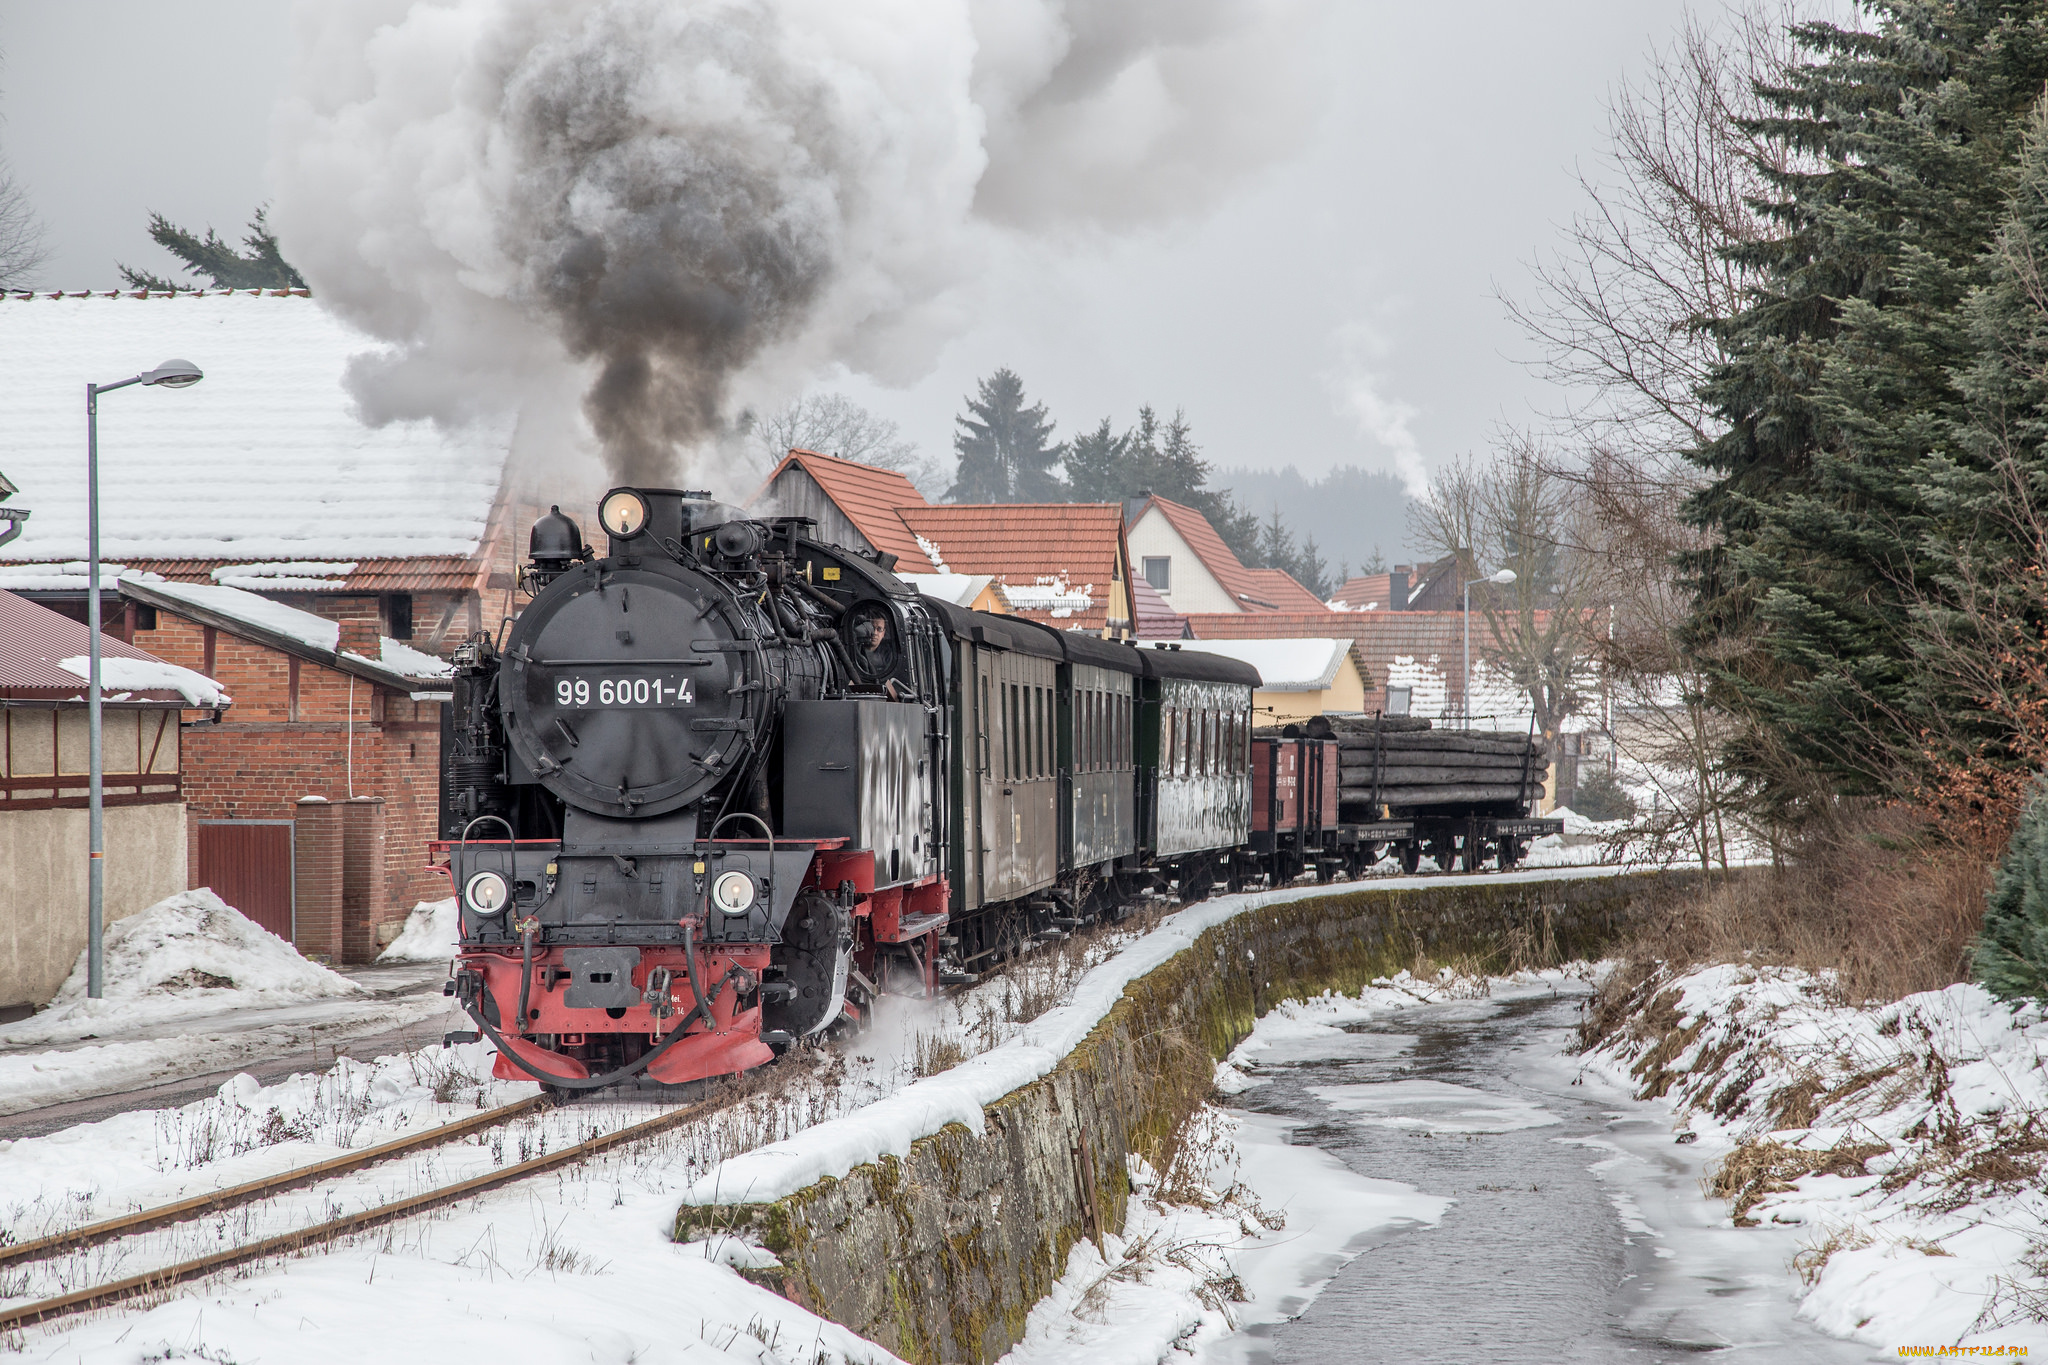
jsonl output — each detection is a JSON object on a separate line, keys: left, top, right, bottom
{"left": 273, "top": 0, "right": 1320, "bottom": 488}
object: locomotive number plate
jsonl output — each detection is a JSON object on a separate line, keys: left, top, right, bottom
{"left": 554, "top": 677, "right": 698, "bottom": 706}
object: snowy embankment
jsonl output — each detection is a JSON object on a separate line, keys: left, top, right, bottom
{"left": 680, "top": 864, "right": 1630, "bottom": 1208}
{"left": 1581, "top": 963, "right": 2048, "bottom": 1349}
{"left": 0, "top": 890, "right": 449, "bottom": 1114}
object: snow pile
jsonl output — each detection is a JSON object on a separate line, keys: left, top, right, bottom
{"left": 1, "top": 889, "right": 361, "bottom": 1043}
{"left": 56, "top": 654, "right": 229, "bottom": 707}
{"left": 1579, "top": 964, "right": 2048, "bottom": 1350}
{"left": 378, "top": 898, "right": 460, "bottom": 963}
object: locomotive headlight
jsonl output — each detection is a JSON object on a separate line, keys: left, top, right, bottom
{"left": 464, "top": 870, "right": 511, "bottom": 915}
{"left": 711, "top": 870, "right": 756, "bottom": 915}
{"left": 598, "top": 489, "right": 649, "bottom": 538}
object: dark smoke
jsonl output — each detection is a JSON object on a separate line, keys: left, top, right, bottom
{"left": 504, "top": 8, "right": 838, "bottom": 483}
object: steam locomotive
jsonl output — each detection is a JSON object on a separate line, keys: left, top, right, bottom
{"left": 435, "top": 487, "right": 1551, "bottom": 1092}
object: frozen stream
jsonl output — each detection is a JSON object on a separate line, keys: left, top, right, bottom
{"left": 1224, "top": 982, "right": 1883, "bottom": 1364}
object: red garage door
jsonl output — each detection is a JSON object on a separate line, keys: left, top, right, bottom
{"left": 197, "top": 821, "right": 294, "bottom": 939}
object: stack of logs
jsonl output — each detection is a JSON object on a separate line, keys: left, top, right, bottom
{"left": 1300, "top": 714, "right": 1550, "bottom": 811}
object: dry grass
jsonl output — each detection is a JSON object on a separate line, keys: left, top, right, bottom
{"left": 1603, "top": 805, "right": 1987, "bottom": 1007}
{"left": 1707, "top": 1138, "right": 1891, "bottom": 1226}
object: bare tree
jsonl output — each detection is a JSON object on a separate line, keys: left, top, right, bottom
{"left": 1409, "top": 445, "right": 1604, "bottom": 744}
{"left": 749, "top": 393, "right": 949, "bottom": 498}
{"left": 1491, "top": 5, "right": 1826, "bottom": 864}
{"left": 0, "top": 156, "right": 45, "bottom": 289}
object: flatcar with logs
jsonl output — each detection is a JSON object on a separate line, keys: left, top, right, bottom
{"left": 432, "top": 486, "right": 1557, "bottom": 1092}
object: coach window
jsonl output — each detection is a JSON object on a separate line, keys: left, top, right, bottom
{"left": 1091, "top": 692, "right": 1101, "bottom": 771}
{"left": 1045, "top": 687, "right": 1054, "bottom": 777}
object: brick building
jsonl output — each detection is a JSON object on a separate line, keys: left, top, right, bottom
{"left": 118, "top": 576, "right": 452, "bottom": 958}
{"left": 0, "top": 288, "right": 519, "bottom": 955}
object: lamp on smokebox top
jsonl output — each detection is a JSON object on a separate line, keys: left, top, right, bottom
{"left": 600, "top": 489, "right": 649, "bottom": 538}
{"left": 85, "top": 360, "right": 204, "bottom": 999}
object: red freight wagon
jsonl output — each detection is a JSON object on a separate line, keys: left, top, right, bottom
{"left": 1249, "top": 735, "right": 1340, "bottom": 881}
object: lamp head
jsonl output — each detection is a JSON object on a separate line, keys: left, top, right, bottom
{"left": 1489, "top": 568, "right": 1518, "bottom": 585}
{"left": 140, "top": 359, "right": 203, "bottom": 389}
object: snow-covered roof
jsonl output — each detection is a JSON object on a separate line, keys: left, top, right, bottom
{"left": 1140, "top": 637, "right": 1356, "bottom": 692}
{"left": 0, "top": 587, "right": 227, "bottom": 705}
{"left": 120, "top": 573, "right": 453, "bottom": 688}
{"left": 899, "top": 572, "right": 994, "bottom": 608}
{"left": 0, "top": 290, "right": 507, "bottom": 564}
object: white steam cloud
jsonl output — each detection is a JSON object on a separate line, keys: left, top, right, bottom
{"left": 272, "top": 0, "right": 1321, "bottom": 491}
{"left": 1324, "top": 319, "right": 1429, "bottom": 499}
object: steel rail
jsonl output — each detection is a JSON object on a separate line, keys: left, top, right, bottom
{"left": 0, "top": 1094, "right": 727, "bottom": 1331}
{"left": 0, "top": 1096, "right": 548, "bottom": 1271}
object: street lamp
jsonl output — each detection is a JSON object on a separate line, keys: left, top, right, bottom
{"left": 85, "top": 359, "right": 203, "bottom": 998}
{"left": 1462, "top": 568, "right": 1517, "bottom": 726}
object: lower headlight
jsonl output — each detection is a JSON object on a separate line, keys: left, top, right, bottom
{"left": 464, "top": 869, "right": 511, "bottom": 914}
{"left": 711, "top": 870, "right": 757, "bottom": 915}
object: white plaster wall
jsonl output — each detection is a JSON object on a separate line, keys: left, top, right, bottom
{"left": 0, "top": 802, "right": 187, "bottom": 1008}
{"left": 1126, "top": 509, "right": 1240, "bottom": 614}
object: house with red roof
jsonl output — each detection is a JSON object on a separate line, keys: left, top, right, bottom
{"left": 1122, "top": 494, "right": 1325, "bottom": 616}
{"left": 751, "top": 449, "right": 1136, "bottom": 634}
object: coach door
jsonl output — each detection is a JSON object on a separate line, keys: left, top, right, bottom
{"left": 196, "top": 820, "right": 294, "bottom": 939}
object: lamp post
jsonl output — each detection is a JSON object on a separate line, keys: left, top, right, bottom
{"left": 1462, "top": 568, "right": 1517, "bottom": 727}
{"left": 85, "top": 359, "right": 203, "bottom": 998}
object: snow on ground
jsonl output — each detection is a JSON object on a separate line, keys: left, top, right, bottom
{"left": 378, "top": 897, "right": 460, "bottom": 963}
{"left": 997, "top": 1110, "right": 1448, "bottom": 1365}
{"left": 1579, "top": 963, "right": 2048, "bottom": 1351}
{"left": 0, "top": 892, "right": 455, "bottom": 1115}
{"left": 4, "top": 890, "right": 360, "bottom": 1044}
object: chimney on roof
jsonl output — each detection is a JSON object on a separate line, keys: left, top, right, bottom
{"left": 1390, "top": 567, "right": 1410, "bottom": 611}
{"left": 337, "top": 611, "right": 380, "bottom": 661}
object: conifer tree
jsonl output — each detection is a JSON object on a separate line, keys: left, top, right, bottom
{"left": 1063, "top": 417, "right": 1130, "bottom": 501}
{"left": 1684, "top": 3, "right": 2048, "bottom": 801}
{"left": 118, "top": 208, "right": 307, "bottom": 291}
{"left": 947, "top": 368, "right": 1065, "bottom": 502}
{"left": 1976, "top": 782, "right": 2048, "bottom": 1000}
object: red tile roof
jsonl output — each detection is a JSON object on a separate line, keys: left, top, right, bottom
{"left": 750, "top": 449, "right": 930, "bottom": 563}
{"left": 1328, "top": 573, "right": 1393, "bottom": 611}
{"left": 898, "top": 503, "right": 1128, "bottom": 631}
{"left": 114, "top": 556, "right": 486, "bottom": 595}
{"left": 1244, "top": 568, "right": 1330, "bottom": 613}
{"left": 0, "top": 588, "right": 194, "bottom": 702}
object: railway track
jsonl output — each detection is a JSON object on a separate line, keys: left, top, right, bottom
{"left": 0, "top": 1091, "right": 731, "bottom": 1331}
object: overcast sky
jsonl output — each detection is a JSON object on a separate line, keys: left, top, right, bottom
{"left": 0, "top": 0, "right": 1696, "bottom": 498}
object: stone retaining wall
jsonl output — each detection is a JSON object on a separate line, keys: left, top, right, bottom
{"left": 677, "top": 870, "right": 1693, "bottom": 1364}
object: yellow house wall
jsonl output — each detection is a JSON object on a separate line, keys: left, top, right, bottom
{"left": 1252, "top": 656, "right": 1370, "bottom": 724}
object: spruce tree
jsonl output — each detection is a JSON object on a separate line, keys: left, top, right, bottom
{"left": 1976, "top": 780, "right": 2048, "bottom": 999}
{"left": 118, "top": 208, "right": 307, "bottom": 291}
{"left": 1064, "top": 417, "right": 1129, "bottom": 501}
{"left": 947, "top": 369, "right": 1065, "bottom": 503}
{"left": 1684, "top": 2, "right": 2048, "bottom": 802}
